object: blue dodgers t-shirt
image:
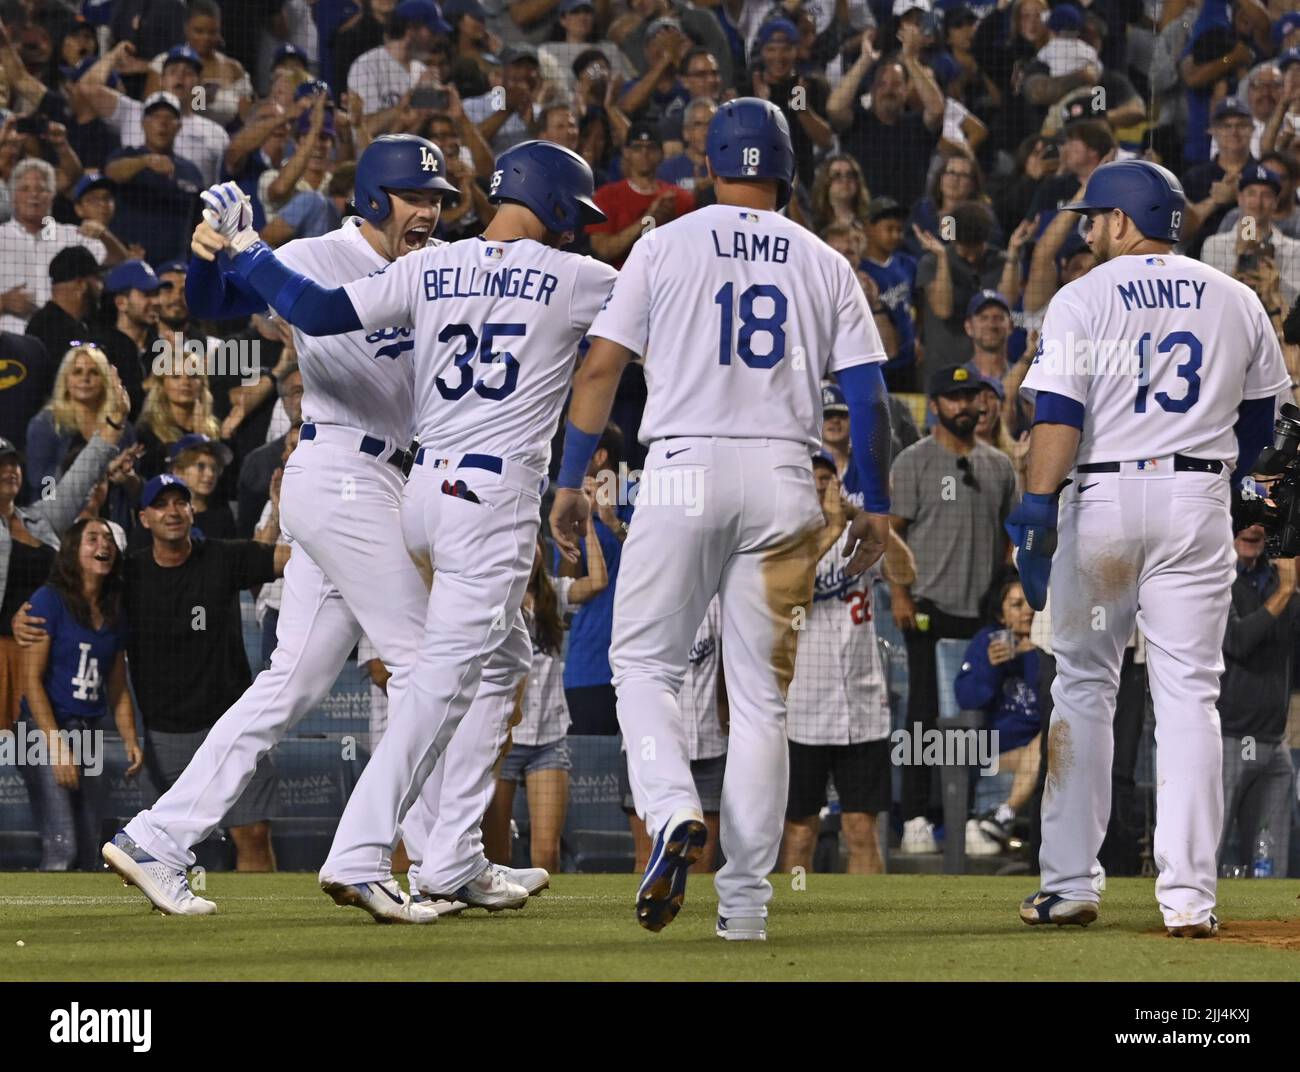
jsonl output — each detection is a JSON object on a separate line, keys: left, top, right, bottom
{"left": 22, "top": 585, "right": 125, "bottom": 723}
{"left": 861, "top": 252, "right": 917, "bottom": 372}
{"left": 562, "top": 496, "right": 634, "bottom": 690}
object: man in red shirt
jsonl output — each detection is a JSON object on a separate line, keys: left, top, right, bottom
{"left": 588, "top": 123, "right": 695, "bottom": 268}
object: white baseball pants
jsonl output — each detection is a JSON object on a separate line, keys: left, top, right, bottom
{"left": 123, "top": 428, "right": 502, "bottom": 879}
{"left": 320, "top": 451, "right": 538, "bottom": 889}
{"left": 1041, "top": 461, "right": 1234, "bottom": 928}
{"left": 611, "top": 437, "right": 823, "bottom": 921}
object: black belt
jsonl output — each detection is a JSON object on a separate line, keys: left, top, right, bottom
{"left": 413, "top": 449, "right": 504, "bottom": 473}
{"left": 300, "top": 422, "right": 413, "bottom": 473}
{"left": 1077, "top": 454, "right": 1223, "bottom": 474}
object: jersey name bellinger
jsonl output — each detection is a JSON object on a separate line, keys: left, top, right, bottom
{"left": 422, "top": 265, "right": 560, "bottom": 304}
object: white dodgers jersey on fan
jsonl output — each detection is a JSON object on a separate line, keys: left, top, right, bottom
{"left": 341, "top": 236, "right": 618, "bottom": 471}
{"left": 785, "top": 552, "right": 887, "bottom": 746}
{"left": 587, "top": 204, "right": 886, "bottom": 448}
{"left": 1021, "top": 253, "right": 1289, "bottom": 465}
{"left": 276, "top": 218, "right": 422, "bottom": 443}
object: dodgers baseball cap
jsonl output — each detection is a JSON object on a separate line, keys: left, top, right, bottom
{"left": 105, "top": 259, "right": 161, "bottom": 295}
{"left": 811, "top": 449, "right": 837, "bottom": 472}
{"left": 626, "top": 121, "right": 661, "bottom": 145}
{"left": 163, "top": 44, "right": 203, "bottom": 72}
{"left": 967, "top": 363, "right": 1005, "bottom": 401}
{"left": 156, "top": 258, "right": 188, "bottom": 277}
{"left": 395, "top": 0, "right": 453, "bottom": 33}
{"left": 143, "top": 90, "right": 182, "bottom": 117}
{"left": 1212, "top": 98, "right": 1251, "bottom": 122}
{"left": 168, "top": 433, "right": 233, "bottom": 467}
{"left": 1278, "top": 48, "right": 1300, "bottom": 74}
{"left": 966, "top": 289, "right": 1010, "bottom": 318}
{"left": 867, "top": 196, "right": 907, "bottom": 222}
{"left": 71, "top": 170, "right": 115, "bottom": 202}
{"left": 1274, "top": 12, "right": 1300, "bottom": 47}
{"left": 0, "top": 436, "right": 23, "bottom": 464}
{"left": 49, "top": 245, "right": 102, "bottom": 284}
{"left": 1047, "top": 3, "right": 1082, "bottom": 32}
{"left": 756, "top": 18, "right": 800, "bottom": 47}
{"left": 559, "top": 0, "right": 594, "bottom": 12}
{"left": 1239, "top": 164, "right": 1282, "bottom": 194}
{"left": 928, "top": 364, "right": 983, "bottom": 397}
{"left": 944, "top": 5, "right": 978, "bottom": 29}
{"left": 822, "top": 383, "right": 848, "bottom": 414}
{"left": 272, "top": 42, "right": 310, "bottom": 69}
{"left": 140, "top": 474, "right": 192, "bottom": 509}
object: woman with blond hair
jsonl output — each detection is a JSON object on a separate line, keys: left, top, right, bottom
{"left": 134, "top": 363, "right": 224, "bottom": 482}
{"left": 809, "top": 153, "right": 871, "bottom": 235}
{"left": 25, "top": 344, "right": 140, "bottom": 513}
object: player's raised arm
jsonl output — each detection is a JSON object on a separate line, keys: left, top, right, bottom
{"left": 198, "top": 181, "right": 365, "bottom": 335}
{"left": 187, "top": 217, "right": 269, "bottom": 320}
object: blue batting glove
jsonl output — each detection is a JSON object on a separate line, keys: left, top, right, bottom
{"left": 1005, "top": 491, "right": 1060, "bottom": 611}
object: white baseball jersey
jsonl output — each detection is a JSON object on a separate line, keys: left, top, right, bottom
{"left": 588, "top": 204, "right": 886, "bottom": 448}
{"left": 679, "top": 598, "right": 727, "bottom": 763}
{"left": 785, "top": 551, "right": 887, "bottom": 746}
{"left": 514, "top": 576, "right": 574, "bottom": 748}
{"left": 348, "top": 46, "right": 426, "bottom": 114}
{"left": 278, "top": 218, "right": 421, "bottom": 443}
{"left": 342, "top": 237, "right": 619, "bottom": 471}
{"left": 109, "top": 95, "right": 229, "bottom": 186}
{"left": 1021, "top": 253, "right": 1289, "bottom": 465}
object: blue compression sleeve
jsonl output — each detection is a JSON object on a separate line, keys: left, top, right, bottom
{"left": 1033, "top": 391, "right": 1085, "bottom": 429}
{"left": 836, "top": 362, "right": 891, "bottom": 513}
{"left": 556, "top": 421, "right": 601, "bottom": 489}
{"left": 186, "top": 253, "right": 268, "bottom": 319}
{"left": 1233, "top": 396, "right": 1276, "bottom": 483}
{"left": 233, "top": 241, "right": 362, "bottom": 335}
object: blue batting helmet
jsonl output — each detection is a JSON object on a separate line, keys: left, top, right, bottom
{"left": 1062, "top": 159, "right": 1186, "bottom": 241}
{"left": 705, "top": 97, "right": 795, "bottom": 209}
{"left": 487, "top": 140, "right": 605, "bottom": 232}
{"left": 354, "top": 135, "right": 459, "bottom": 225}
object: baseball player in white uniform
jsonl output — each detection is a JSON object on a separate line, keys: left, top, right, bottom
{"left": 1008, "top": 160, "right": 1290, "bottom": 937}
{"left": 211, "top": 140, "right": 616, "bottom": 906}
{"left": 549, "top": 99, "right": 893, "bottom": 941}
{"left": 678, "top": 597, "right": 727, "bottom": 872}
{"left": 102, "top": 136, "right": 534, "bottom": 922}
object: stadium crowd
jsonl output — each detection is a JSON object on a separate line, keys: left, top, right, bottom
{"left": 0, "top": 0, "right": 1298, "bottom": 877}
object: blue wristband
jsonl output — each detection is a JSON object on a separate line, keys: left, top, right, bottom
{"left": 557, "top": 421, "right": 600, "bottom": 489}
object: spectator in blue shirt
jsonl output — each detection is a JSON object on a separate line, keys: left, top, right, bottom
{"left": 18, "top": 517, "right": 142, "bottom": 870}
{"left": 861, "top": 196, "right": 920, "bottom": 391}
{"left": 656, "top": 98, "right": 715, "bottom": 197}
{"left": 103, "top": 92, "right": 203, "bottom": 266}
{"left": 561, "top": 422, "right": 631, "bottom": 736}
{"left": 954, "top": 574, "right": 1041, "bottom": 848}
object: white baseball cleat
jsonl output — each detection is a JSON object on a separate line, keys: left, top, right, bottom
{"left": 1168, "top": 913, "right": 1219, "bottom": 939}
{"left": 321, "top": 877, "right": 444, "bottom": 924}
{"left": 490, "top": 863, "right": 549, "bottom": 895}
{"left": 1019, "top": 890, "right": 1098, "bottom": 927}
{"left": 716, "top": 916, "right": 766, "bottom": 941}
{"left": 422, "top": 864, "right": 529, "bottom": 911}
{"left": 102, "top": 831, "right": 217, "bottom": 916}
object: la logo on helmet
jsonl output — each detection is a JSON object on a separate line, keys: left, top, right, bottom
{"left": 420, "top": 147, "right": 440, "bottom": 173}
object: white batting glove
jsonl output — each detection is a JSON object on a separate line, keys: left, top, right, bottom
{"left": 200, "top": 181, "right": 259, "bottom": 254}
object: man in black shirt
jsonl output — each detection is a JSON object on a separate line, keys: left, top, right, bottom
{"left": 0, "top": 333, "right": 53, "bottom": 452}
{"left": 93, "top": 260, "right": 161, "bottom": 420}
{"left": 828, "top": 49, "right": 942, "bottom": 206}
{"left": 1217, "top": 524, "right": 1299, "bottom": 876}
{"left": 750, "top": 18, "right": 832, "bottom": 189}
{"left": 26, "top": 246, "right": 103, "bottom": 377}
{"left": 125, "top": 474, "right": 287, "bottom": 869}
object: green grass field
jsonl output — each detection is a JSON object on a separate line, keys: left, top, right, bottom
{"left": 0, "top": 872, "right": 1296, "bottom": 981}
